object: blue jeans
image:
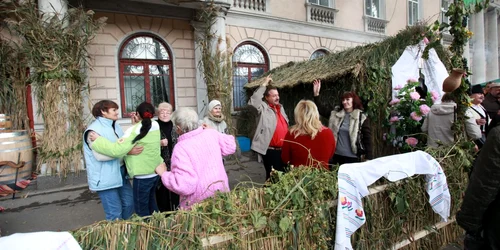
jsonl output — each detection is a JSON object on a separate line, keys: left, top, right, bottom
{"left": 133, "top": 176, "right": 160, "bottom": 217}
{"left": 97, "top": 166, "right": 134, "bottom": 220}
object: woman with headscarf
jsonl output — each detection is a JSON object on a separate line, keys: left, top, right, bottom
{"left": 281, "top": 100, "right": 335, "bottom": 169}
{"left": 89, "top": 102, "right": 163, "bottom": 217}
{"left": 155, "top": 107, "right": 236, "bottom": 209}
{"left": 155, "top": 102, "right": 180, "bottom": 212}
{"left": 313, "top": 79, "right": 372, "bottom": 165}
{"left": 202, "top": 100, "right": 228, "bottom": 133}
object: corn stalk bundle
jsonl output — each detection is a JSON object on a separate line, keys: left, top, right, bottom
{"left": 73, "top": 144, "right": 471, "bottom": 249}
{"left": 0, "top": 35, "right": 29, "bottom": 130}
{"left": 196, "top": 3, "right": 234, "bottom": 134}
{"left": 3, "top": 0, "right": 106, "bottom": 175}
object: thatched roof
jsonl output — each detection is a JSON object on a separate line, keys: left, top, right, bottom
{"left": 245, "top": 25, "right": 450, "bottom": 88}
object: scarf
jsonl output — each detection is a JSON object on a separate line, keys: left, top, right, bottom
{"left": 208, "top": 112, "right": 225, "bottom": 123}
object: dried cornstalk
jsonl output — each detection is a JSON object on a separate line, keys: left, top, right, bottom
{"left": 196, "top": 2, "right": 234, "bottom": 134}
{"left": 4, "top": 0, "right": 106, "bottom": 175}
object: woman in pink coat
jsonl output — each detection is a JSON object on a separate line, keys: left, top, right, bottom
{"left": 155, "top": 107, "right": 236, "bottom": 209}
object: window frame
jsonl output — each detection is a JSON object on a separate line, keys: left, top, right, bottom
{"left": 310, "top": 49, "right": 329, "bottom": 60}
{"left": 118, "top": 33, "right": 175, "bottom": 117}
{"left": 407, "top": 0, "right": 420, "bottom": 26}
{"left": 232, "top": 41, "right": 269, "bottom": 111}
{"left": 364, "top": 0, "right": 385, "bottom": 19}
{"left": 308, "top": 0, "right": 334, "bottom": 8}
{"left": 440, "top": 0, "right": 451, "bottom": 24}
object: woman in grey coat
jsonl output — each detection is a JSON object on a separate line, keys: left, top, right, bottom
{"left": 202, "top": 100, "right": 228, "bottom": 134}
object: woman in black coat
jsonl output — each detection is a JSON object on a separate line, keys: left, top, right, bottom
{"left": 155, "top": 102, "right": 179, "bottom": 213}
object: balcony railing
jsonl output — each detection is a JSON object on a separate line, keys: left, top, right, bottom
{"left": 231, "top": 0, "right": 268, "bottom": 12}
{"left": 306, "top": 3, "right": 338, "bottom": 25}
{"left": 363, "top": 15, "right": 388, "bottom": 34}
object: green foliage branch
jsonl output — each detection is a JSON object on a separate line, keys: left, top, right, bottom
{"left": 73, "top": 145, "right": 472, "bottom": 249}
{"left": 440, "top": 0, "right": 489, "bottom": 138}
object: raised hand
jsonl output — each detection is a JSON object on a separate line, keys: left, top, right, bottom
{"left": 263, "top": 75, "right": 272, "bottom": 87}
{"left": 313, "top": 79, "right": 321, "bottom": 97}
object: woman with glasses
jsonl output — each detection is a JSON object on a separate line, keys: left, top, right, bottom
{"left": 155, "top": 102, "right": 179, "bottom": 213}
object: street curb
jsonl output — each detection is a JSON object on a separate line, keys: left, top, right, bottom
{"left": 0, "top": 183, "right": 89, "bottom": 201}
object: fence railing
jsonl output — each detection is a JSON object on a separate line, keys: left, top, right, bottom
{"left": 306, "top": 3, "right": 338, "bottom": 25}
{"left": 231, "top": 0, "right": 268, "bottom": 12}
{"left": 363, "top": 15, "right": 388, "bottom": 34}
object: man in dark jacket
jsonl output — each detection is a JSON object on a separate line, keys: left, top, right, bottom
{"left": 482, "top": 82, "right": 500, "bottom": 119}
{"left": 457, "top": 124, "right": 500, "bottom": 249}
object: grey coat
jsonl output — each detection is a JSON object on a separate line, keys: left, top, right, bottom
{"left": 422, "top": 102, "right": 481, "bottom": 147}
{"left": 248, "top": 86, "right": 289, "bottom": 155}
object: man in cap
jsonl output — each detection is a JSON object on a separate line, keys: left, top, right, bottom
{"left": 469, "top": 85, "right": 490, "bottom": 148}
{"left": 482, "top": 82, "right": 500, "bottom": 119}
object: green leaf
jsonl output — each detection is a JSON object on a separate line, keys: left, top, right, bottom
{"left": 250, "top": 211, "right": 267, "bottom": 230}
{"left": 279, "top": 217, "right": 292, "bottom": 233}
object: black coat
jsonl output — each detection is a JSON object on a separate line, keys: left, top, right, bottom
{"left": 457, "top": 126, "right": 500, "bottom": 242}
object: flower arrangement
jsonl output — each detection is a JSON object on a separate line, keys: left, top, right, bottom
{"left": 385, "top": 79, "right": 435, "bottom": 151}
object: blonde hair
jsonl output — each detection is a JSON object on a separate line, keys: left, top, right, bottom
{"left": 289, "top": 100, "right": 323, "bottom": 139}
{"left": 157, "top": 102, "right": 173, "bottom": 112}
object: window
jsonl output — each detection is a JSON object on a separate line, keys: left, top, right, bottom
{"left": 119, "top": 34, "right": 174, "bottom": 117}
{"left": 408, "top": 0, "right": 420, "bottom": 26}
{"left": 310, "top": 49, "right": 328, "bottom": 60}
{"left": 232, "top": 42, "right": 269, "bottom": 110}
{"left": 365, "top": 0, "right": 381, "bottom": 18}
{"left": 441, "top": 0, "right": 451, "bottom": 24}
{"left": 309, "top": 0, "right": 330, "bottom": 7}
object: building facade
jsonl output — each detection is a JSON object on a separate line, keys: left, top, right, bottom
{"left": 28, "top": 0, "right": 500, "bottom": 128}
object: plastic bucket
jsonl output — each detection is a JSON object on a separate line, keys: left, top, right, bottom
{"left": 236, "top": 136, "right": 251, "bottom": 152}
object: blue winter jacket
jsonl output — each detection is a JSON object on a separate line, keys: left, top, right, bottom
{"left": 83, "top": 117, "right": 124, "bottom": 191}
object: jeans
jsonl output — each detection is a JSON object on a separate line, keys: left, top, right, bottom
{"left": 133, "top": 176, "right": 160, "bottom": 217}
{"left": 97, "top": 166, "right": 134, "bottom": 220}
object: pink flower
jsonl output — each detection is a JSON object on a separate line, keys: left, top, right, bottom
{"left": 389, "top": 98, "right": 401, "bottom": 105}
{"left": 419, "top": 104, "right": 431, "bottom": 116}
{"left": 389, "top": 116, "right": 400, "bottom": 123}
{"left": 394, "top": 85, "right": 403, "bottom": 90}
{"left": 410, "top": 92, "right": 420, "bottom": 100}
{"left": 383, "top": 133, "right": 387, "bottom": 141}
{"left": 423, "top": 37, "right": 430, "bottom": 44}
{"left": 431, "top": 91, "right": 439, "bottom": 102}
{"left": 410, "top": 112, "right": 422, "bottom": 121}
{"left": 405, "top": 137, "right": 419, "bottom": 147}
{"left": 407, "top": 78, "right": 418, "bottom": 83}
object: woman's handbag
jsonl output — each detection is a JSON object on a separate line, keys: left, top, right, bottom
{"left": 356, "top": 112, "right": 366, "bottom": 157}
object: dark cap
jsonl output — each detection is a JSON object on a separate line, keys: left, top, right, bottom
{"left": 470, "top": 85, "right": 483, "bottom": 94}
